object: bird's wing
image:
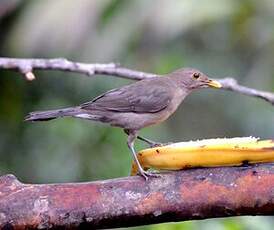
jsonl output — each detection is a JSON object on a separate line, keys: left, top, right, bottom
{"left": 81, "top": 79, "right": 172, "bottom": 113}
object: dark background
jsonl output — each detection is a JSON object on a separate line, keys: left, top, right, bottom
{"left": 0, "top": 1, "right": 274, "bottom": 229}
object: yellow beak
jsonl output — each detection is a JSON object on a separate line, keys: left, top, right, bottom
{"left": 207, "top": 79, "right": 222, "bottom": 88}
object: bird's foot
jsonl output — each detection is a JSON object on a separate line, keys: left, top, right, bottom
{"left": 136, "top": 135, "right": 172, "bottom": 148}
{"left": 138, "top": 169, "right": 161, "bottom": 180}
{"left": 149, "top": 141, "right": 173, "bottom": 148}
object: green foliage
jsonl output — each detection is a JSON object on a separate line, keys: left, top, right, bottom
{"left": 0, "top": 0, "right": 273, "bottom": 229}
{"left": 99, "top": 0, "right": 129, "bottom": 27}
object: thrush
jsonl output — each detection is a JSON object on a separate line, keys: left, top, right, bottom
{"left": 25, "top": 68, "right": 221, "bottom": 179}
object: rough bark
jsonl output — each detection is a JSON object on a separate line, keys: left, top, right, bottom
{"left": 0, "top": 163, "right": 274, "bottom": 229}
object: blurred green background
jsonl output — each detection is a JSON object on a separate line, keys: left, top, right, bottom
{"left": 0, "top": 0, "right": 274, "bottom": 229}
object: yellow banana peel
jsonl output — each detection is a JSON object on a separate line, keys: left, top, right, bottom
{"left": 131, "top": 137, "right": 274, "bottom": 176}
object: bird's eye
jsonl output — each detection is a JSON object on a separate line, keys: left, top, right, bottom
{"left": 192, "top": 72, "right": 200, "bottom": 79}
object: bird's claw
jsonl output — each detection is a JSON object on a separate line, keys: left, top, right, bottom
{"left": 149, "top": 142, "right": 173, "bottom": 148}
{"left": 138, "top": 170, "right": 161, "bottom": 180}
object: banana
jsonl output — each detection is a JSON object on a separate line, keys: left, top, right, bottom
{"left": 131, "top": 137, "right": 274, "bottom": 176}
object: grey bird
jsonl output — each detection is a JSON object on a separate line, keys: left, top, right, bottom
{"left": 25, "top": 68, "right": 222, "bottom": 179}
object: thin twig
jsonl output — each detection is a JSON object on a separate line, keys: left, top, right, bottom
{"left": 0, "top": 57, "right": 273, "bottom": 105}
{"left": 0, "top": 57, "right": 156, "bottom": 81}
{"left": 218, "top": 78, "right": 274, "bottom": 105}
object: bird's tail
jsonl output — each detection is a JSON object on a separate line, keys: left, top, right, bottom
{"left": 25, "top": 107, "right": 81, "bottom": 122}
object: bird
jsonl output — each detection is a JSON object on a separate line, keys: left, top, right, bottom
{"left": 25, "top": 68, "right": 222, "bottom": 180}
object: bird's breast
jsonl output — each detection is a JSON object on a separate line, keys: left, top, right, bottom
{"left": 166, "top": 89, "right": 186, "bottom": 114}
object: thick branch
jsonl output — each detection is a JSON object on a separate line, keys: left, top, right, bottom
{"left": 0, "top": 57, "right": 273, "bottom": 105}
{"left": 0, "top": 164, "right": 274, "bottom": 229}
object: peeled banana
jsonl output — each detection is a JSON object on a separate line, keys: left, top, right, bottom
{"left": 131, "top": 137, "right": 274, "bottom": 176}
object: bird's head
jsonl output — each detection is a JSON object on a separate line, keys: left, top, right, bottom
{"left": 171, "top": 68, "right": 222, "bottom": 90}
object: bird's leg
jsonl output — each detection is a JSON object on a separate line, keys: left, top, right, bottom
{"left": 136, "top": 135, "right": 163, "bottom": 148}
{"left": 124, "top": 129, "right": 163, "bottom": 148}
{"left": 126, "top": 130, "right": 159, "bottom": 180}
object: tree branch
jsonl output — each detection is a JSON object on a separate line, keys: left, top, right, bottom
{"left": 218, "top": 78, "right": 274, "bottom": 105}
{"left": 0, "top": 164, "right": 273, "bottom": 229}
{"left": 0, "top": 57, "right": 156, "bottom": 81}
{"left": 0, "top": 57, "right": 274, "bottom": 105}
